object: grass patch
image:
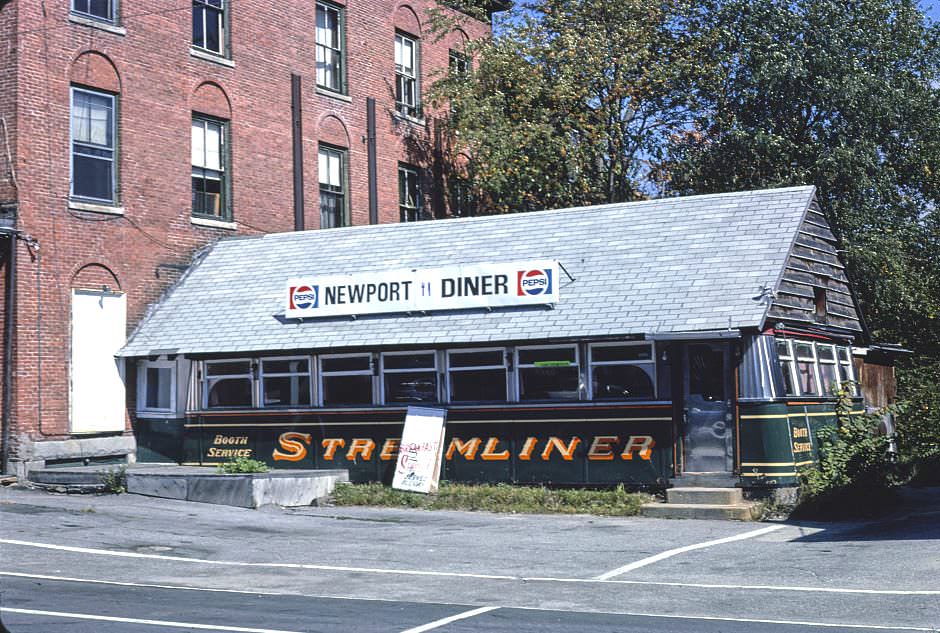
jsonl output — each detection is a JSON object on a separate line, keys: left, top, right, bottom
{"left": 217, "top": 457, "right": 269, "bottom": 474}
{"left": 331, "top": 482, "right": 651, "bottom": 516}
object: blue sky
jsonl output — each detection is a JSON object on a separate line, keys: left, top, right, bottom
{"left": 922, "top": 1, "right": 940, "bottom": 22}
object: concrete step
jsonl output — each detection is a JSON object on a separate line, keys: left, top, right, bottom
{"left": 640, "top": 502, "right": 757, "bottom": 521}
{"left": 670, "top": 473, "right": 737, "bottom": 488}
{"left": 666, "top": 487, "right": 744, "bottom": 505}
{"left": 28, "top": 466, "right": 124, "bottom": 487}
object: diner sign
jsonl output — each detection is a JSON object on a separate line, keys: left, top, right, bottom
{"left": 286, "top": 260, "right": 559, "bottom": 319}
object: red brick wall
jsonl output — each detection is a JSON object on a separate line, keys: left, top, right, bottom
{"left": 8, "top": 0, "right": 490, "bottom": 445}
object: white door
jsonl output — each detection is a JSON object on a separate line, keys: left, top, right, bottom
{"left": 70, "top": 289, "right": 127, "bottom": 433}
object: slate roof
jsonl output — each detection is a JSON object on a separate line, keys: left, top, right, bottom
{"left": 119, "top": 186, "right": 817, "bottom": 357}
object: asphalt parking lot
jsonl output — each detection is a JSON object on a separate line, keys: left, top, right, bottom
{"left": 1, "top": 486, "right": 938, "bottom": 632}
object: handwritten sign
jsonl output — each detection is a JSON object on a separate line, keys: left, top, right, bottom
{"left": 392, "top": 406, "right": 447, "bottom": 494}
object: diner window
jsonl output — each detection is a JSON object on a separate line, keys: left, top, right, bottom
{"left": 589, "top": 343, "right": 655, "bottom": 400}
{"left": 72, "top": 0, "right": 115, "bottom": 22}
{"left": 817, "top": 344, "right": 839, "bottom": 395}
{"left": 794, "top": 342, "right": 820, "bottom": 396}
{"left": 448, "top": 349, "right": 507, "bottom": 403}
{"left": 137, "top": 360, "right": 175, "bottom": 415}
{"left": 383, "top": 352, "right": 438, "bottom": 404}
{"left": 71, "top": 87, "right": 116, "bottom": 204}
{"left": 517, "top": 346, "right": 580, "bottom": 401}
{"left": 316, "top": 2, "right": 344, "bottom": 93}
{"left": 394, "top": 32, "right": 419, "bottom": 117}
{"left": 776, "top": 339, "right": 799, "bottom": 396}
{"left": 399, "top": 163, "right": 422, "bottom": 222}
{"left": 193, "top": 0, "right": 226, "bottom": 56}
{"left": 320, "top": 354, "right": 373, "bottom": 406}
{"left": 319, "top": 145, "right": 347, "bottom": 228}
{"left": 204, "top": 360, "right": 253, "bottom": 408}
{"left": 261, "top": 358, "right": 311, "bottom": 407}
{"left": 192, "top": 115, "right": 228, "bottom": 219}
{"left": 837, "top": 346, "right": 857, "bottom": 396}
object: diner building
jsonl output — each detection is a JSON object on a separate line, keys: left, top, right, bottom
{"left": 118, "top": 185, "right": 874, "bottom": 488}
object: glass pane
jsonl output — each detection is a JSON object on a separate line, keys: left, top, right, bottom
{"left": 449, "top": 350, "right": 503, "bottom": 368}
{"left": 837, "top": 346, "right": 851, "bottom": 363}
{"left": 316, "top": 6, "right": 336, "bottom": 46}
{"left": 592, "top": 345, "right": 651, "bottom": 363}
{"left": 204, "top": 122, "right": 221, "bottom": 170}
{"left": 205, "top": 8, "right": 221, "bottom": 53}
{"left": 192, "top": 6, "right": 204, "bottom": 47}
{"left": 819, "top": 363, "right": 838, "bottom": 395}
{"left": 795, "top": 343, "right": 815, "bottom": 360}
{"left": 780, "top": 360, "right": 797, "bottom": 395}
{"left": 263, "top": 358, "right": 308, "bottom": 375}
{"left": 320, "top": 192, "right": 344, "bottom": 228}
{"left": 323, "top": 374, "right": 372, "bottom": 406}
{"left": 145, "top": 367, "right": 172, "bottom": 409}
{"left": 688, "top": 344, "right": 725, "bottom": 401}
{"left": 322, "top": 356, "right": 370, "bottom": 373}
{"left": 384, "top": 354, "right": 435, "bottom": 371}
{"left": 450, "top": 369, "right": 506, "bottom": 402}
{"left": 592, "top": 365, "right": 654, "bottom": 400}
{"left": 775, "top": 340, "right": 791, "bottom": 358}
{"left": 73, "top": 154, "right": 113, "bottom": 201}
{"left": 191, "top": 121, "right": 204, "bottom": 167}
{"left": 385, "top": 371, "right": 437, "bottom": 403}
{"left": 207, "top": 377, "right": 252, "bottom": 407}
{"left": 73, "top": 91, "right": 112, "bottom": 147}
{"left": 206, "top": 361, "right": 250, "bottom": 376}
{"left": 263, "top": 375, "right": 311, "bottom": 407}
{"left": 518, "top": 347, "right": 576, "bottom": 366}
{"left": 817, "top": 345, "right": 835, "bottom": 361}
{"left": 192, "top": 174, "right": 222, "bottom": 216}
{"left": 796, "top": 361, "right": 819, "bottom": 395}
{"left": 519, "top": 367, "right": 579, "bottom": 401}
{"left": 89, "top": 0, "right": 111, "bottom": 19}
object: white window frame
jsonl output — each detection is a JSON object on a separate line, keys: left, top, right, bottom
{"left": 587, "top": 341, "right": 656, "bottom": 401}
{"left": 793, "top": 341, "right": 822, "bottom": 396}
{"left": 394, "top": 31, "right": 419, "bottom": 117}
{"left": 202, "top": 358, "right": 255, "bottom": 409}
{"left": 72, "top": 0, "right": 116, "bottom": 23}
{"left": 193, "top": 0, "right": 227, "bottom": 56}
{"left": 137, "top": 359, "right": 177, "bottom": 417}
{"left": 816, "top": 343, "right": 840, "bottom": 396}
{"left": 319, "top": 144, "right": 348, "bottom": 228}
{"left": 380, "top": 350, "right": 439, "bottom": 405}
{"left": 316, "top": 1, "right": 344, "bottom": 93}
{"left": 319, "top": 353, "right": 375, "bottom": 407}
{"left": 398, "top": 163, "right": 421, "bottom": 222}
{"left": 515, "top": 344, "right": 582, "bottom": 402}
{"left": 776, "top": 339, "right": 800, "bottom": 397}
{"left": 446, "top": 347, "right": 509, "bottom": 404}
{"left": 70, "top": 86, "right": 117, "bottom": 204}
{"left": 192, "top": 115, "right": 228, "bottom": 220}
{"left": 837, "top": 345, "right": 857, "bottom": 395}
{"left": 259, "top": 356, "right": 314, "bottom": 408}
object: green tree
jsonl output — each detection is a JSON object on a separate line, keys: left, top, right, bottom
{"left": 661, "top": 0, "right": 940, "bottom": 466}
{"left": 431, "top": 0, "right": 714, "bottom": 213}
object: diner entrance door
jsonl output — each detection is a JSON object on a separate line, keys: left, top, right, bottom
{"left": 682, "top": 342, "right": 734, "bottom": 473}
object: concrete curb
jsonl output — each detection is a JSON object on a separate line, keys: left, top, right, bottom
{"left": 126, "top": 468, "right": 350, "bottom": 508}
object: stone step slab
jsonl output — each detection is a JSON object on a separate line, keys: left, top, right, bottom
{"left": 666, "top": 486, "right": 744, "bottom": 505}
{"left": 640, "top": 502, "right": 757, "bottom": 521}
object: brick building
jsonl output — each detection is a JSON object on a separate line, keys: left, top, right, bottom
{"left": 0, "top": 0, "right": 502, "bottom": 475}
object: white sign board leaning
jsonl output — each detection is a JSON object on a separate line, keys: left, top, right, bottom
{"left": 286, "top": 260, "right": 559, "bottom": 319}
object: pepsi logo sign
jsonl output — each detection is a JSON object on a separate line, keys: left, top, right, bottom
{"left": 517, "top": 269, "right": 553, "bottom": 296}
{"left": 289, "top": 285, "right": 319, "bottom": 310}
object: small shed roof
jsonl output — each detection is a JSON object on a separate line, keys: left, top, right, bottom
{"left": 120, "top": 186, "right": 820, "bottom": 357}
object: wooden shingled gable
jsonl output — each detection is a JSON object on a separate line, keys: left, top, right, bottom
{"left": 766, "top": 200, "right": 863, "bottom": 333}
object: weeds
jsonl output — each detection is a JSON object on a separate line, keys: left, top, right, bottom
{"left": 332, "top": 482, "right": 651, "bottom": 516}
{"left": 99, "top": 467, "right": 127, "bottom": 494}
{"left": 217, "top": 457, "right": 269, "bottom": 474}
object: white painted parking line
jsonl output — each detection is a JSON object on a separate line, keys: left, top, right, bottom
{"left": 511, "top": 606, "right": 940, "bottom": 632}
{"left": 399, "top": 606, "right": 500, "bottom": 633}
{"left": 0, "top": 607, "right": 304, "bottom": 633}
{"left": 4, "top": 569, "right": 939, "bottom": 600}
{"left": 0, "top": 538, "right": 515, "bottom": 582}
{"left": 594, "top": 524, "right": 786, "bottom": 579}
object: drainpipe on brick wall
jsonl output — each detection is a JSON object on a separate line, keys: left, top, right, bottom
{"left": 291, "top": 73, "right": 305, "bottom": 232}
{"left": 1, "top": 230, "right": 16, "bottom": 475}
{"left": 367, "top": 97, "right": 378, "bottom": 225}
